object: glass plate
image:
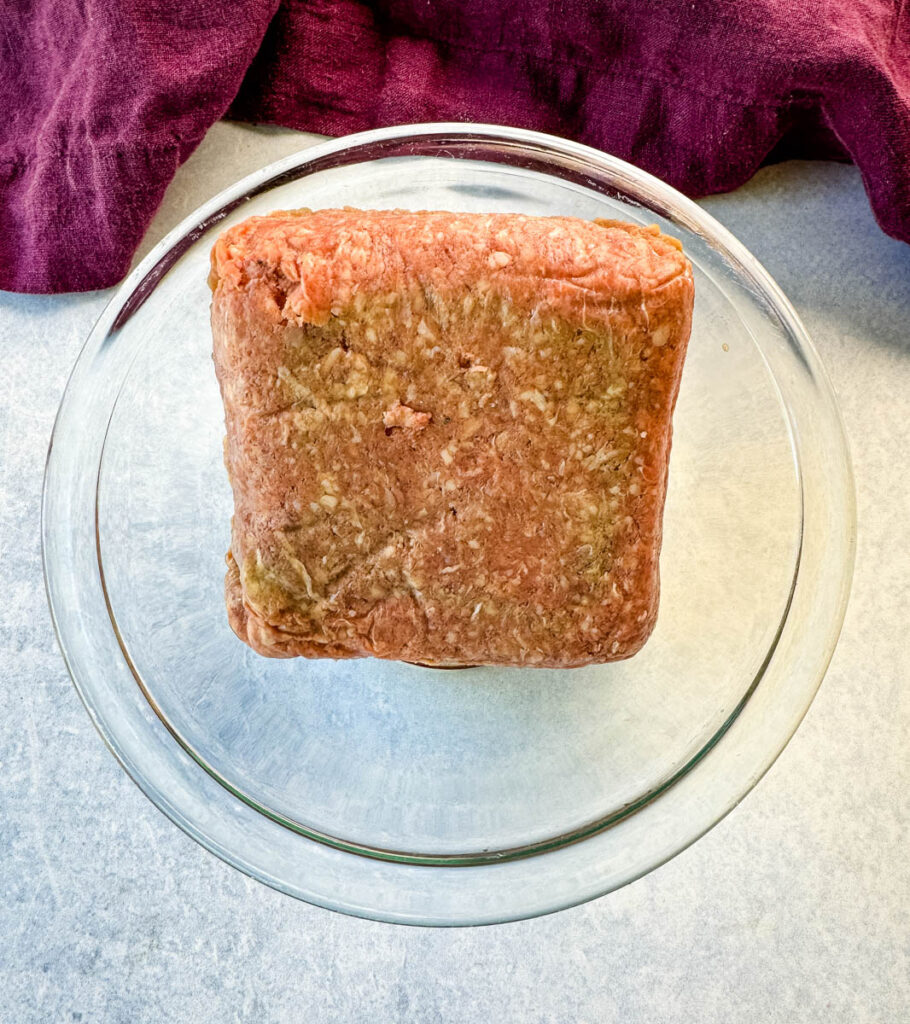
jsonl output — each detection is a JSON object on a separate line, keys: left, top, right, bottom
{"left": 43, "top": 124, "right": 855, "bottom": 926}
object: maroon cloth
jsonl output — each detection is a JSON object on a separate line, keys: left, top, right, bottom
{"left": 2, "top": 0, "right": 908, "bottom": 293}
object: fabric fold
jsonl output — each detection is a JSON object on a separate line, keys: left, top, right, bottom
{"left": 2, "top": 0, "right": 908, "bottom": 294}
{"left": 1, "top": 0, "right": 279, "bottom": 293}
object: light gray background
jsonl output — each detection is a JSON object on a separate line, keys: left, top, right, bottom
{"left": 1, "top": 125, "right": 908, "bottom": 1023}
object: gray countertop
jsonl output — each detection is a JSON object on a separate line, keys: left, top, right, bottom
{"left": 2, "top": 125, "right": 908, "bottom": 1023}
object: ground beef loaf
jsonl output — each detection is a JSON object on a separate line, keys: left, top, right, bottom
{"left": 211, "top": 208, "right": 693, "bottom": 667}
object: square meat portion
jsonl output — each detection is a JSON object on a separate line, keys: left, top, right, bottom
{"left": 211, "top": 208, "right": 694, "bottom": 667}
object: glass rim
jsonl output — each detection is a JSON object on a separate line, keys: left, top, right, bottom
{"left": 42, "top": 122, "right": 856, "bottom": 925}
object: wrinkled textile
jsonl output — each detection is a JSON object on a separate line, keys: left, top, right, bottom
{"left": 1, "top": 0, "right": 908, "bottom": 293}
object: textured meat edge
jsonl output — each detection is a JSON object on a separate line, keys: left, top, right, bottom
{"left": 225, "top": 550, "right": 661, "bottom": 669}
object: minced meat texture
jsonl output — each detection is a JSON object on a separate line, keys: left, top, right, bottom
{"left": 211, "top": 208, "right": 694, "bottom": 667}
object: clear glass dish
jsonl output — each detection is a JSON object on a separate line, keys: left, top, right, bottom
{"left": 42, "top": 124, "right": 855, "bottom": 926}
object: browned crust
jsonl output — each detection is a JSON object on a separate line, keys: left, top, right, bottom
{"left": 212, "top": 208, "right": 693, "bottom": 667}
